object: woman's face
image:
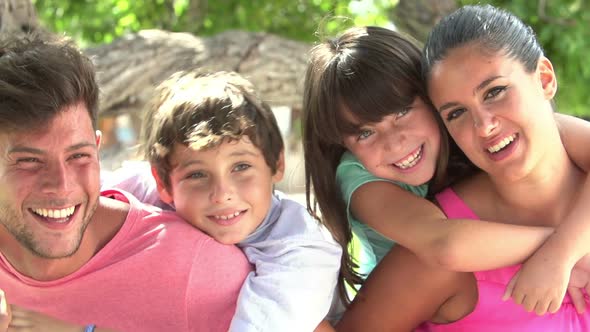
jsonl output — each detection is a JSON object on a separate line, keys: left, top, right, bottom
{"left": 341, "top": 97, "right": 441, "bottom": 186}
{"left": 427, "top": 44, "right": 557, "bottom": 182}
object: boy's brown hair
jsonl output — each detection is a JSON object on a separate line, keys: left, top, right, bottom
{"left": 142, "top": 70, "right": 284, "bottom": 188}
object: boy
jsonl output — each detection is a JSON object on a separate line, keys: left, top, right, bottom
{"left": 102, "top": 70, "right": 342, "bottom": 331}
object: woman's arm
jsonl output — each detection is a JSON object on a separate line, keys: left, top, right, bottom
{"left": 351, "top": 181, "right": 553, "bottom": 271}
{"left": 335, "top": 245, "right": 469, "bottom": 331}
{"left": 501, "top": 114, "right": 590, "bottom": 315}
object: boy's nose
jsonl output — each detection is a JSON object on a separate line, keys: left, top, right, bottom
{"left": 210, "top": 180, "right": 233, "bottom": 203}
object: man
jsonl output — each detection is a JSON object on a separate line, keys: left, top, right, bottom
{"left": 0, "top": 33, "right": 251, "bottom": 331}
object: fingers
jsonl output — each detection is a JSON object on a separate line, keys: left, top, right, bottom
{"left": 503, "top": 271, "right": 518, "bottom": 301}
{"left": 0, "top": 290, "right": 10, "bottom": 331}
{"left": 568, "top": 287, "right": 587, "bottom": 314}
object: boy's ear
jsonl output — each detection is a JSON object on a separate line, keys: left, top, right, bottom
{"left": 538, "top": 56, "right": 557, "bottom": 100}
{"left": 272, "top": 150, "right": 285, "bottom": 183}
{"left": 151, "top": 166, "right": 174, "bottom": 204}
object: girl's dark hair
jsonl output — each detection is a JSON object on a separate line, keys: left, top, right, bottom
{"left": 423, "top": 4, "right": 544, "bottom": 81}
{"left": 302, "top": 26, "right": 450, "bottom": 302}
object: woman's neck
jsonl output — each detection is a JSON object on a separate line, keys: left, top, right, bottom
{"left": 487, "top": 139, "right": 583, "bottom": 226}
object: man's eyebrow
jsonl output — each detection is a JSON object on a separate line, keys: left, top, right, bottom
{"left": 8, "top": 142, "right": 96, "bottom": 155}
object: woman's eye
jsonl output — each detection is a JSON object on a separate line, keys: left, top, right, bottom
{"left": 357, "top": 129, "right": 374, "bottom": 141}
{"left": 233, "top": 163, "right": 251, "bottom": 172}
{"left": 446, "top": 108, "right": 466, "bottom": 122}
{"left": 485, "top": 86, "right": 507, "bottom": 100}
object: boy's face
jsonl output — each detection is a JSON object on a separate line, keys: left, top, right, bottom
{"left": 156, "top": 137, "right": 284, "bottom": 244}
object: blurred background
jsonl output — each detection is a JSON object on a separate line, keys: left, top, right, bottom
{"left": 2, "top": 0, "right": 588, "bottom": 193}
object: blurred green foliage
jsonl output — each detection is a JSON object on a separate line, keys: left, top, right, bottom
{"left": 33, "top": 0, "right": 393, "bottom": 45}
{"left": 33, "top": 0, "right": 589, "bottom": 116}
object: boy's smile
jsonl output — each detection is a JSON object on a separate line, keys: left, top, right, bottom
{"left": 158, "top": 136, "right": 284, "bottom": 244}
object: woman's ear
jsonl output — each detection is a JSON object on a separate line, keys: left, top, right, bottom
{"left": 538, "top": 56, "right": 557, "bottom": 100}
{"left": 151, "top": 166, "right": 174, "bottom": 204}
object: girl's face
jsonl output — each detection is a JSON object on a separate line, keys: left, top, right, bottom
{"left": 427, "top": 44, "right": 557, "bottom": 182}
{"left": 341, "top": 97, "right": 441, "bottom": 186}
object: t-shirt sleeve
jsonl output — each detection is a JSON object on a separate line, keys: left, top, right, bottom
{"left": 100, "top": 161, "right": 171, "bottom": 209}
{"left": 186, "top": 238, "right": 252, "bottom": 332}
{"left": 230, "top": 239, "right": 341, "bottom": 331}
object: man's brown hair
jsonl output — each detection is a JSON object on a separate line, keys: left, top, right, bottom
{"left": 0, "top": 33, "right": 99, "bottom": 131}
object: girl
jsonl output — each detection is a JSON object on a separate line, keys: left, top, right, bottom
{"left": 302, "top": 24, "right": 590, "bottom": 313}
{"left": 334, "top": 5, "right": 590, "bottom": 330}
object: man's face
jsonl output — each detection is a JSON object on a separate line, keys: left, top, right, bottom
{"left": 0, "top": 102, "right": 101, "bottom": 259}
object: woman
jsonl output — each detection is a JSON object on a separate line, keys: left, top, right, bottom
{"left": 336, "top": 5, "right": 590, "bottom": 331}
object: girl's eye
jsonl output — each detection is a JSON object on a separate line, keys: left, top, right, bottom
{"left": 446, "top": 108, "right": 466, "bottom": 122}
{"left": 395, "top": 107, "right": 412, "bottom": 119}
{"left": 233, "top": 163, "right": 251, "bottom": 172}
{"left": 357, "top": 129, "right": 374, "bottom": 141}
{"left": 485, "top": 86, "right": 507, "bottom": 100}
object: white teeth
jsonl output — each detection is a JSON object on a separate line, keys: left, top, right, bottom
{"left": 32, "top": 206, "right": 75, "bottom": 221}
{"left": 213, "top": 211, "right": 242, "bottom": 220}
{"left": 394, "top": 146, "right": 423, "bottom": 169}
{"left": 487, "top": 134, "right": 516, "bottom": 153}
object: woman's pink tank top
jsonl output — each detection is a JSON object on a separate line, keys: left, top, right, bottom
{"left": 417, "top": 188, "right": 590, "bottom": 331}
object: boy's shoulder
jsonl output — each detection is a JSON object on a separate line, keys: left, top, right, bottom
{"left": 252, "top": 191, "right": 336, "bottom": 244}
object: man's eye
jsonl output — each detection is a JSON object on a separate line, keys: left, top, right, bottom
{"left": 446, "top": 108, "right": 466, "bottom": 122}
{"left": 70, "top": 153, "right": 89, "bottom": 160}
{"left": 17, "top": 157, "right": 40, "bottom": 163}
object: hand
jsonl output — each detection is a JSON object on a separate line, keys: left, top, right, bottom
{"left": 9, "top": 306, "right": 81, "bottom": 332}
{"left": 503, "top": 247, "right": 572, "bottom": 315}
{"left": 0, "top": 289, "right": 11, "bottom": 332}
{"left": 567, "top": 254, "right": 590, "bottom": 314}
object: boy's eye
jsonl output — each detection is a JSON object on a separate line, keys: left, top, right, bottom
{"left": 233, "top": 163, "right": 251, "bottom": 172}
{"left": 446, "top": 108, "right": 466, "bottom": 122}
{"left": 484, "top": 86, "right": 507, "bottom": 100}
{"left": 357, "top": 129, "right": 374, "bottom": 141}
{"left": 186, "top": 171, "right": 206, "bottom": 179}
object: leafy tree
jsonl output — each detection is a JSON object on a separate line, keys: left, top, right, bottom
{"left": 32, "top": 0, "right": 391, "bottom": 45}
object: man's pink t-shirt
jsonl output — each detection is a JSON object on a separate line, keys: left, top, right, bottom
{"left": 0, "top": 189, "right": 252, "bottom": 331}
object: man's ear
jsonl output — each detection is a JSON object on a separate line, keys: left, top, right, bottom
{"left": 538, "top": 56, "right": 557, "bottom": 100}
{"left": 151, "top": 166, "right": 174, "bottom": 204}
{"left": 272, "top": 150, "right": 285, "bottom": 183}
{"left": 95, "top": 130, "right": 102, "bottom": 150}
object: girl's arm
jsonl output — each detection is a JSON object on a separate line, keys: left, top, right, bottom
{"left": 336, "top": 245, "right": 467, "bottom": 331}
{"left": 351, "top": 181, "right": 553, "bottom": 271}
{"left": 502, "top": 114, "right": 590, "bottom": 314}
